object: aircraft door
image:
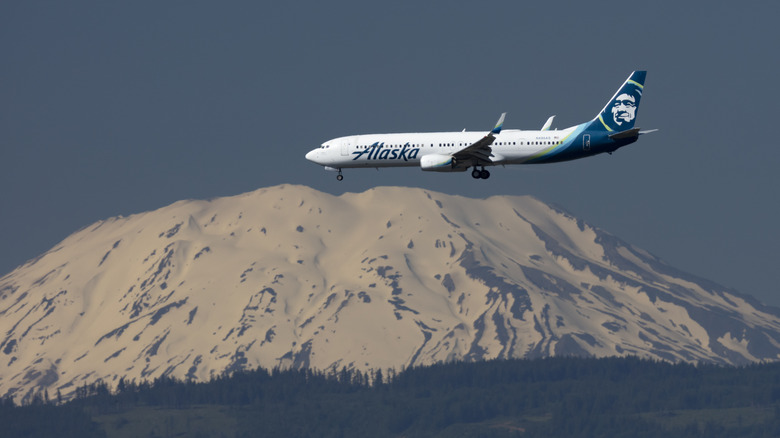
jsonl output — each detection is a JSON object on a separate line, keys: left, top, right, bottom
{"left": 583, "top": 134, "right": 591, "bottom": 151}
{"left": 341, "top": 138, "right": 353, "bottom": 156}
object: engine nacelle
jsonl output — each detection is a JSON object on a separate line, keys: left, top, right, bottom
{"left": 420, "top": 154, "right": 466, "bottom": 172}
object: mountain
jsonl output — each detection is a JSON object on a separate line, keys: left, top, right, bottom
{"left": 2, "top": 184, "right": 779, "bottom": 404}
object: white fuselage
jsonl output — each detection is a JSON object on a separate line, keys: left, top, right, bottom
{"left": 305, "top": 126, "right": 582, "bottom": 169}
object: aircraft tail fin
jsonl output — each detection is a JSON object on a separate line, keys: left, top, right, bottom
{"left": 588, "top": 71, "right": 646, "bottom": 132}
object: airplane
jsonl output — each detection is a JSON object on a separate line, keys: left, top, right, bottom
{"left": 305, "top": 71, "right": 655, "bottom": 181}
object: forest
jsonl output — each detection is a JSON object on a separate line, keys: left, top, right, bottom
{"left": 4, "top": 356, "right": 780, "bottom": 437}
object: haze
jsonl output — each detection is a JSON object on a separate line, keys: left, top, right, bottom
{"left": 1, "top": 2, "right": 778, "bottom": 305}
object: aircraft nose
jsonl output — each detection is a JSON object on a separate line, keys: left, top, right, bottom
{"left": 305, "top": 149, "right": 321, "bottom": 164}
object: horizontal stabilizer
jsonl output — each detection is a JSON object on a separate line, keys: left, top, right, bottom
{"left": 608, "top": 127, "right": 641, "bottom": 140}
{"left": 639, "top": 129, "right": 658, "bottom": 135}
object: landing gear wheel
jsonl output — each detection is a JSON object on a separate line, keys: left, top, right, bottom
{"left": 472, "top": 167, "right": 490, "bottom": 179}
{"left": 336, "top": 170, "right": 343, "bottom": 181}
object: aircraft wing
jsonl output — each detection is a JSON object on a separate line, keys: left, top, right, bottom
{"left": 453, "top": 113, "right": 505, "bottom": 165}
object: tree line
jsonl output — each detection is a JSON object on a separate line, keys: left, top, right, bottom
{"left": 4, "top": 356, "right": 780, "bottom": 437}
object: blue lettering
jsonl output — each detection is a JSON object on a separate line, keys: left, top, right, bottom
{"left": 367, "top": 143, "right": 380, "bottom": 160}
{"left": 398, "top": 145, "right": 409, "bottom": 161}
{"left": 351, "top": 148, "right": 370, "bottom": 160}
{"left": 350, "top": 142, "right": 420, "bottom": 162}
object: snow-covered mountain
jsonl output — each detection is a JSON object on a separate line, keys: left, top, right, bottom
{"left": 2, "top": 184, "right": 780, "bottom": 403}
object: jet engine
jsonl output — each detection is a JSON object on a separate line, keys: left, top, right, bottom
{"left": 420, "top": 154, "right": 466, "bottom": 172}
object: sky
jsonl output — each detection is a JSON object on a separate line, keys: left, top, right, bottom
{"left": 2, "top": 1, "right": 779, "bottom": 306}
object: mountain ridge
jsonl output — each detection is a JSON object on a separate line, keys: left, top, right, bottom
{"left": 2, "top": 184, "right": 779, "bottom": 404}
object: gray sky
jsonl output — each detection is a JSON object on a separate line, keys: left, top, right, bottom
{"left": 2, "top": 2, "right": 779, "bottom": 305}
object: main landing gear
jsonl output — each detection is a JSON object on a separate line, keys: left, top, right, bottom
{"left": 471, "top": 167, "right": 490, "bottom": 179}
{"left": 336, "top": 169, "right": 343, "bottom": 181}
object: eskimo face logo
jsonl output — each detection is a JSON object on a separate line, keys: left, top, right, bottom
{"left": 611, "top": 93, "right": 637, "bottom": 127}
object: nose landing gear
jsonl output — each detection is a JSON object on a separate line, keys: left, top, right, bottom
{"left": 336, "top": 169, "right": 343, "bottom": 181}
{"left": 471, "top": 167, "right": 490, "bottom": 179}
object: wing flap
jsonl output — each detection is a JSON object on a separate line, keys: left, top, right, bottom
{"left": 452, "top": 113, "right": 506, "bottom": 165}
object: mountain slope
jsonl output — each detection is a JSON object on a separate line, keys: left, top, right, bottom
{"left": 2, "top": 184, "right": 779, "bottom": 403}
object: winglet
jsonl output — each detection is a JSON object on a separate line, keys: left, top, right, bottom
{"left": 541, "top": 115, "right": 555, "bottom": 131}
{"left": 491, "top": 112, "right": 506, "bottom": 134}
